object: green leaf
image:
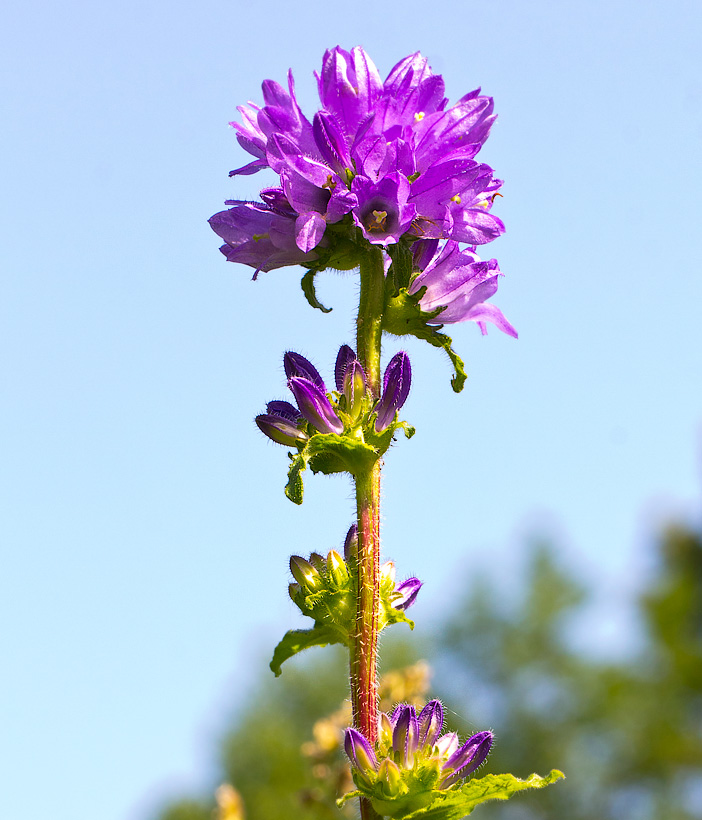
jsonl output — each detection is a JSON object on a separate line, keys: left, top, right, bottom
{"left": 285, "top": 452, "right": 308, "bottom": 505}
{"left": 306, "top": 432, "right": 379, "bottom": 477}
{"left": 300, "top": 269, "right": 332, "bottom": 313}
{"left": 402, "top": 770, "right": 565, "bottom": 820}
{"left": 269, "top": 625, "right": 345, "bottom": 677}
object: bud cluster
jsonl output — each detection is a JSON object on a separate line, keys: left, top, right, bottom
{"left": 256, "top": 346, "right": 412, "bottom": 447}
{"left": 343, "top": 700, "right": 493, "bottom": 817}
{"left": 288, "top": 525, "right": 422, "bottom": 641}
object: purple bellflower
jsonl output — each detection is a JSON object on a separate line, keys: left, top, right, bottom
{"left": 211, "top": 46, "right": 504, "bottom": 260}
{"left": 409, "top": 239, "right": 517, "bottom": 337}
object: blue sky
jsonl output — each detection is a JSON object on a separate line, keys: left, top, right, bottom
{"left": 2, "top": 1, "right": 701, "bottom": 819}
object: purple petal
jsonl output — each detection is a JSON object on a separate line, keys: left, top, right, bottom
{"left": 295, "top": 211, "right": 326, "bottom": 252}
{"left": 394, "top": 577, "right": 422, "bottom": 611}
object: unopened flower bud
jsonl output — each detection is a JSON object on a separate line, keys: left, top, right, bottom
{"left": 327, "top": 549, "right": 348, "bottom": 585}
{"left": 344, "top": 728, "right": 379, "bottom": 775}
{"left": 378, "top": 712, "right": 394, "bottom": 747}
{"left": 290, "top": 555, "right": 322, "bottom": 591}
{"left": 255, "top": 401, "right": 308, "bottom": 446}
{"left": 394, "top": 577, "right": 422, "bottom": 610}
{"left": 435, "top": 732, "right": 459, "bottom": 758}
{"left": 375, "top": 352, "right": 412, "bottom": 432}
{"left": 283, "top": 351, "right": 325, "bottom": 391}
{"left": 380, "top": 560, "right": 396, "bottom": 584}
{"left": 308, "top": 552, "right": 325, "bottom": 572}
{"left": 343, "top": 524, "right": 358, "bottom": 561}
{"left": 288, "top": 377, "right": 344, "bottom": 434}
{"left": 343, "top": 360, "right": 367, "bottom": 421}
{"left": 377, "top": 758, "right": 404, "bottom": 798}
{"left": 441, "top": 731, "right": 493, "bottom": 788}
{"left": 418, "top": 700, "right": 444, "bottom": 748}
{"left": 313, "top": 111, "right": 354, "bottom": 178}
{"left": 392, "top": 704, "right": 419, "bottom": 767}
{"left": 335, "top": 345, "right": 357, "bottom": 392}
{"left": 288, "top": 582, "right": 301, "bottom": 601}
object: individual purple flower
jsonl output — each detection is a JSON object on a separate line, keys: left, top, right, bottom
{"left": 351, "top": 174, "right": 417, "bottom": 245}
{"left": 208, "top": 203, "right": 318, "bottom": 276}
{"left": 394, "top": 577, "right": 422, "bottom": 611}
{"left": 409, "top": 240, "right": 517, "bottom": 337}
{"left": 375, "top": 352, "right": 412, "bottom": 432}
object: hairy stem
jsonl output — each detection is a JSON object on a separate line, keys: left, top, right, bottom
{"left": 352, "top": 247, "right": 385, "bottom": 820}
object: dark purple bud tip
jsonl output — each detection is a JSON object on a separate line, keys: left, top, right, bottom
{"left": 418, "top": 700, "right": 444, "bottom": 748}
{"left": 392, "top": 704, "right": 419, "bottom": 766}
{"left": 335, "top": 344, "right": 358, "bottom": 392}
{"left": 441, "top": 731, "right": 493, "bottom": 787}
{"left": 375, "top": 351, "right": 411, "bottom": 432}
{"left": 283, "top": 351, "right": 326, "bottom": 391}
{"left": 344, "top": 728, "right": 379, "bottom": 774}
{"left": 343, "top": 524, "right": 358, "bottom": 561}
{"left": 394, "top": 577, "right": 422, "bottom": 610}
{"left": 288, "top": 377, "right": 343, "bottom": 435}
{"left": 255, "top": 414, "right": 307, "bottom": 447}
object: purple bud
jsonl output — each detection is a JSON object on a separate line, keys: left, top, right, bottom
{"left": 334, "top": 344, "right": 357, "bottom": 391}
{"left": 288, "top": 377, "right": 344, "bottom": 434}
{"left": 266, "top": 400, "right": 302, "bottom": 422}
{"left": 394, "top": 577, "right": 422, "bottom": 610}
{"left": 343, "top": 524, "right": 358, "bottom": 561}
{"left": 283, "top": 351, "right": 326, "bottom": 391}
{"left": 259, "top": 186, "right": 295, "bottom": 214}
{"left": 313, "top": 111, "right": 353, "bottom": 177}
{"left": 375, "top": 352, "right": 411, "bottom": 432}
{"left": 417, "top": 700, "right": 444, "bottom": 748}
{"left": 392, "top": 704, "right": 419, "bottom": 766}
{"left": 344, "top": 728, "right": 379, "bottom": 774}
{"left": 255, "top": 413, "right": 308, "bottom": 447}
{"left": 441, "top": 731, "right": 493, "bottom": 787}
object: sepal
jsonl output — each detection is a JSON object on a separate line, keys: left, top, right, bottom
{"left": 383, "top": 287, "right": 467, "bottom": 393}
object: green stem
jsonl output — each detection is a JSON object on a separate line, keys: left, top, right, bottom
{"left": 352, "top": 247, "right": 385, "bottom": 820}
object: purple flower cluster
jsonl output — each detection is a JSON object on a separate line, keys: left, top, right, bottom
{"left": 255, "top": 347, "right": 412, "bottom": 445}
{"left": 345, "top": 699, "right": 493, "bottom": 794}
{"left": 210, "top": 47, "right": 514, "bottom": 336}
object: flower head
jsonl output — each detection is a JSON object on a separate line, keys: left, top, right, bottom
{"left": 211, "top": 47, "right": 504, "bottom": 266}
{"left": 344, "top": 700, "right": 493, "bottom": 812}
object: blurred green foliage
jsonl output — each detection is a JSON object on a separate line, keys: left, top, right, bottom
{"left": 154, "top": 521, "right": 702, "bottom": 820}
